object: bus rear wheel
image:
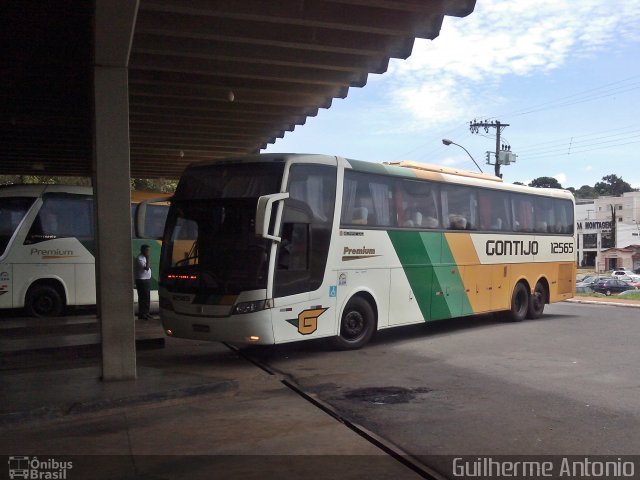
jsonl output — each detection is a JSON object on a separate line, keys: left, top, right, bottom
{"left": 526, "top": 281, "right": 547, "bottom": 319}
{"left": 506, "top": 282, "right": 529, "bottom": 322}
{"left": 25, "top": 284, "right": 64, "bottom": 317}
{"left": 331, "top": 296, "right": 375, "bottom": 350}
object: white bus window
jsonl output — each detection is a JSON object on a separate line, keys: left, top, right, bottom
{"left": 554, "top": 199, "right": 574, "bottom": 234}
{"left": 399, "top": 180, "right": 440, "bottom": 228}
{"left": 0, "top": 197, "right": 36, "bottom": 256}
{"left": 442, "top": 185, "right": 477, "bottom": 230}
{"left": 26, "top": 194, "right": 93, "bottom": 243}
{"left": 478, "top": 190, "right": 511, "bottom": 231}
{"left": 534, "top": 197, "right": 555, "bottom": 233}
{"left": 341, "top": 171, "right": 393, "bottom": 227}
{"left": 511, "top": 195, "right": 534, "bottom": 232}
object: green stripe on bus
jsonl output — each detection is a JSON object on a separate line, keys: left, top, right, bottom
{"left": 387, "top": 231, "right": 445, "bottom": 320}
{"left": 388, "top": 231, "right": 472, "bottom": 321}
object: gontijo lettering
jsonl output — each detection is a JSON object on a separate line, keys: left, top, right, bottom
{"left": 486, "top": 240, "right": 538, "bottom": 256}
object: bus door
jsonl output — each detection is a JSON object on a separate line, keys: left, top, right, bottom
{"left": 269, "top": 162, "right": 338, "bottom": 343}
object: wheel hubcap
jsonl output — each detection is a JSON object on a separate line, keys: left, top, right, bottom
{"left": 343, "top": 311, "right": 364, "bottom": 339}
{"left": 36, "top": 296, "right": 53, "bottom": 314}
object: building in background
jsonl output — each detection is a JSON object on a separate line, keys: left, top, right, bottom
{"left": 575, "top": 192, "right": 640, "bottom": 271}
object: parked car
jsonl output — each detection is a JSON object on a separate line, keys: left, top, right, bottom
{"left": 576, "top": 276, "right": 603, "bottom": 288}
{"left": 611, "top": 269, "right": 634, "bottom": 276}
{"left": 618, "top": 289, "right": 640, "bottom": 297}
{"left": 591, "top": 278, "right": 637, "bottom": 296}
{"left": 617, "top": 275, "right": 640, "bottom": 288}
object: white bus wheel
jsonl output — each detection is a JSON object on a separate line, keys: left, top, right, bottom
{"left": 331, "top": 296, "right": 376, "bottom": 350}
{"left": 506, "top": 282, "right": 529, "bottom": 322}
{"left": 25, "top": 285, "right": 64, "bottom": 317}
{"left": 526, "top": 281, "right": 547, "bottom": 319}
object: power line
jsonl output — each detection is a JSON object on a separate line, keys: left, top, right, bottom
{"left": 518, "top": 129, "right": 640, "bottom": 155}
{"left": 522, "top": 138, "right": 640, "bottom": 160}
{"left": 496, "top": 75, "right": 640, "bottom": 118}
{"left": 516, "top": 124, "right": 639, "bottom": 151}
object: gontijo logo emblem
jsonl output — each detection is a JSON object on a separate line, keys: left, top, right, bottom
{"left": 286, "top": 307, "right": 328, "bottom": 335}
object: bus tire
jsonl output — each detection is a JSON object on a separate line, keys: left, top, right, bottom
{"left": 526, "top": 281, "right": 547, "bottom": 319}
{"left": 506, "top": 282, "right": 529, "bottom": 322}
{"left": 25, "top": 284, "right": 64, "bottom": 317}
{"left": 331, "top": 296, "right": 376, "bottom": 350}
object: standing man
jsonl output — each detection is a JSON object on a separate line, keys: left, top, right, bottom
{"left": 135, "top": 244, "right": 152, "bottom": 320}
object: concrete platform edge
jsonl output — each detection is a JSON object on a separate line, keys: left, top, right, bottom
{"left": 564, "top": 298, "right": 640, "bottom": 308}
{"left": 0, "top": 379, "right": 237, "bottom": 427}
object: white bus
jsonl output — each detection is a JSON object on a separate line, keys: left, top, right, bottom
{"left": 0, "top": 185, "right": 168, "bottom": 316}
{"left": 154, "top": 154, "right": 575, "bottom": 349}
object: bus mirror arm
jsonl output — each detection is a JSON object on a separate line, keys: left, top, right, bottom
{"left": 256, "top": 192, "right": 289, "bottom": 242}
{"left": 135, "top": 197, "right": 171, "bottom": 239}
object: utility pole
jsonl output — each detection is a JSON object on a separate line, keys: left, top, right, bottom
{"left": 469, "top": 119, "right": 511, "bottom": 178}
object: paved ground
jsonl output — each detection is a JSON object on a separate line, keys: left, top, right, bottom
{"left": 0, "top": 336, "right": 424, "bottom": 479}
{"left": 1, "top": 300, "right": 639, "bottom": 479}
{"left": 246, "top": 302, "right": 640, "bottom": 476}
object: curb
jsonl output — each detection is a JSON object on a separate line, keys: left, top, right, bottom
{"left": 564, "top": 298, "right": 640, "bottom": 308}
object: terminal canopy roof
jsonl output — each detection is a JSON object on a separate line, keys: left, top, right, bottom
{"left": 1, "top": 0, "right": 476, "bottom": 179}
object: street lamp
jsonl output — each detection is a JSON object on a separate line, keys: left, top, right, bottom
{"left": 442, "top": 138, "right": 483, "bottom": 173}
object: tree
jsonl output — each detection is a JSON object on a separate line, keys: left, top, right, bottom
{"left": 528, "top": 176, "right": 562, "bottom": 189}
{"left": 513, "top": 181, "right": 525, "bottom": 186}
{"left": 575, "top": 185, "right": 598, "bottom": 199}
{"left": 1, "top": 175, "right": 176, "bottom": 193}
{"left": 594, "top": 174, "right": 634, "bottom": 196}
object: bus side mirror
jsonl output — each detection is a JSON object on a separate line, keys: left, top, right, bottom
{"left": 256, "top": 192, "right": 289, "bottom": 242}
{"left": 135, "top": 197, "right": 170, "bottom": 239}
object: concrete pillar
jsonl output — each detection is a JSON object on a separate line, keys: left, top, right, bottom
{"left": 92, "top": 0, "right": 139, "bottom": 380}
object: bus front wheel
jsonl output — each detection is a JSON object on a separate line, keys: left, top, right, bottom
{"left": 331, "top": 296, "right": 376, "bottom": 350}
{"left": 25, "top": 284, "right": 64, "bottom": 317}
{"left": 526, "top": 282, "right": 547, "bottom": 319}
{"left": 506, "top": 282, "right": 529, "bottom": 322}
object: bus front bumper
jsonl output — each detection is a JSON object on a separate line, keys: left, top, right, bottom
{"left": 160, "top": 308, "right": 275, "bottom": 345}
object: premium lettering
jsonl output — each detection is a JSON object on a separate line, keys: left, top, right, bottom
{"left": 30, "top": 248, "right": 74, "bottom": 256}
{"left": 486, "top": 240, "right": 538, "bottom": 256}
{"left": 343, "top": 246, "right": 376, "bottom": 255}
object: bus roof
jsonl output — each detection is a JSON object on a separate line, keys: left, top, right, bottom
{"left": 178, "top": 153, "right": 575, "bottom": 203}
{"left": 345, "top": 158, "right": 575, "bottom": 202}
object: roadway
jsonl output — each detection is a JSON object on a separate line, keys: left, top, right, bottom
{"left": 1, "top": 302, "right": 639, "bottom": 479}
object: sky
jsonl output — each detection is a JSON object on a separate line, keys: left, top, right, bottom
{"left": 263, "top": 0, "right": 640, "bottom": 190}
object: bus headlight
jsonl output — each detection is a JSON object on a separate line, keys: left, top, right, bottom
{"left": 232, "top": 300, "right": 266, "bottom": 315}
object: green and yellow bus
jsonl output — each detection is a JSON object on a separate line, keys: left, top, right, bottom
{"left": 155, "top": 154, "right": 575, "bottom": 349}
{"left": 0, "top": 185, "right": 169, "bottom": 316}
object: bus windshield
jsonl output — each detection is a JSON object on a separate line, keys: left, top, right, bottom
{"left": 0, "top": 197, "right": 36, "bottom": 257}
{"left": 161, "top": 163, "right": 285, "bottom": 295}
